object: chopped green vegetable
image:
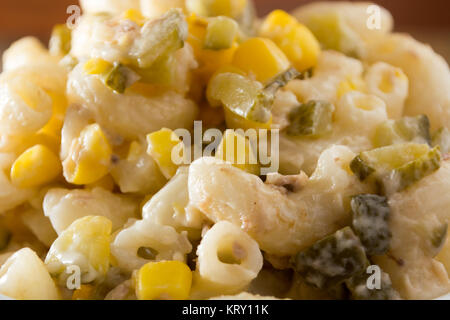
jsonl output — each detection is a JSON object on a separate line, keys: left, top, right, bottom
{"left": 350, "top": 143, "right": 441, "bottom": 194}
{"left": 305, "top": 12, "right": 362, "bottom": 58}
{"left": 207, "top": 68, "right": 304, "bottom": 123}
{"left": 286, "top": 100, "right": 334, "bottom": 137}
{"left": 351, "top": 194, "right": 391, "bottom": 255}
{"left": 207, "top": 72, "right": 270, "bottom": 123}
{"left": 131, "top": 9, "right": 188, "bottom": 68}
{"left": 432, "top": 127, "right": 450, "bottom": 154}
{"left": 346, "top": 269, "right": 401, "bottom": 300}
{"left": 103, "top": 63, "right": 140, "bottom": 94}
{"left": 204, "top": 16, "right": 238, "bottom": 50}
{"left": 0, "top": 225, "right": 12, "bottom": 251}
{"left": 49, "top": 24, "right": 72, "bottom": 56}
{"left": 291, "top": 227, "right": 368, "bottom": 289}
{"left": 373, "top": 115, "right": 431, "bottom": 148}
{"left": 137, "top": 247, "right": 158, "bottom": 260}
{"left": 132, "top": 55, "right": 176, "bottom": 86}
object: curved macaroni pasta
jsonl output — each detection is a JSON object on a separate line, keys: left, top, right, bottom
{"left": 191, "top": 221, "right": 263, "bottom": 299}
{"left": 110, "top": 218, "right": 192, "bottom": 272}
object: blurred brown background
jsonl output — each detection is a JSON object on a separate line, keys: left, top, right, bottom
{"left": 0, "top": 0, "right": 449, "bottom": 61}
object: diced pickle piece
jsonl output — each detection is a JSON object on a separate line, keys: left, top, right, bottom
{"left": 204, "top": 16, "right": 238, "bottom": 50}
{"left": 432, "top": 127, "right": 450, "bottom": 154}
{"left": 351, "top": 194, "right": 391, "bottom": 255}
{"left": 132, "top": 55, "right": 175, "bottom": 86}
{"left": 304, "top": 12, "right": 361, "bottom": 57}
{"left": 103, "top": 63, "right": 140, "bottom": 94}
{"left": 346, "top": 269, "right": 401, "bottom": 300}
{"left": 207, "top": 69, "right": 300, "bottom": 124}
{"left": 291, "top": 227, "right": 368, "bottom": 289}
{"left": 286, "top": 100, "right": 334, "bottom": 137}
{"left": 373, "top": 115, "right": 431, "bottom": 148}
{"left": 350, "top": 143, "right": 441, "bottom": 194}
{"left": 131, "top": 9, "right": 188, "bottom": 68}
{"left": 187, "top": 14, "right": 238, "bottom": 81}
{"left": 45, "top": 216, "right": 112, "bottom": 284}
{"left": 0, "top": 225, "right": 11, "bottom": 251}
{"left": 84, "top": 59, "right": 140, "bottom": 93}
{"left": 207, "top": 72, "right": 270, "bottom": 123}
{"left": 49, "top": 24, "right": 72, "bottom": 56}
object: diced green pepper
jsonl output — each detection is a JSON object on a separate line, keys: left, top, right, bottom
{"left": 291, "top": 227, "right": 368, "bottom": 289}
{"left": 350, "top": 143, "right": 441, "bottom": 194}
{"left": 346, "top": 269, "right": 401, "bottom": 300}
{"left": 286, "top": 100, "right": 334, "bottom": 137}
{"left": 49, "top": 24, "right": 72, "bottom": 56}
{"left": 373, "top": 115, "right": 431, "bottom": 148}
{"left": 351, "top": 194, "right": 391, "bottom": 255}
{"left": 204, "top": 16, "right": 238, "bottom": 50}
{"left": 432, "top": 127, "right": 450, "bottom": 154}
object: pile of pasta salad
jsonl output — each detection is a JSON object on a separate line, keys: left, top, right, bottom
{"left": 0, "top": 0, "right": 449, "bottom": 300}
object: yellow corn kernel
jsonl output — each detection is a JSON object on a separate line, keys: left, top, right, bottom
{"left": 224, "top": 107, "right": 272, "bottom": 130}
{"left": 136, "top": 261, "right": 192, "bottom": 300}
{"left": 187, "top": 0, "right": 247, "bottom": 18}
{"left": 260, "top": 10, "right": 321, "bottom": 72}
{"left": 337, "top": 77, "right": 366, "bottom": 99}
{"left": 122, "top": 9, "right": 146, "bottom": 26}
{"left": 30, "top": 131, "right": 60, "bottom": 154}
{"left": 187, "top": 14, "right": 238, "bottom": 82}
{"left": 84, "top": 58, "right": 113, "bottom": 75}
{"left": 232, "top": 37, "right": 290, "bottom": 83}
{"left": 45, "top": 216, "right": 112, "bottom": 283}
{"left": 10, "top": 144, "right": 61, "bottom": 188}
{"left": 72, "top": 285, "right": 95, "bottom": 300}
{"left": 215, "top": 129, "right": 260, "bottom": 175}
{"left": 147, "top": 128, "right": 184, "bottom": 179}
{"left": 63, "top": 123, "right": 113, "bottom": 185}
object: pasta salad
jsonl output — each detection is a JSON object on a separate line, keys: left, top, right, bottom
{"left": 0, "top": 0, "right": 449, "bottom": 300}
